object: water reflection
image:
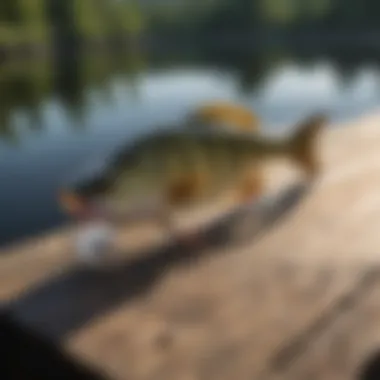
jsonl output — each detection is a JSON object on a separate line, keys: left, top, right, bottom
{"left": 1, "top": 47, "right": 380, "bottom": 144}
{"left": 1, "top": 47, "right": 380, "bottom": 247}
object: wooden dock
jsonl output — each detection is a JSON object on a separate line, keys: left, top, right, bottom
{"left": 2, "top": 112, "right": 380, "bottom": 379}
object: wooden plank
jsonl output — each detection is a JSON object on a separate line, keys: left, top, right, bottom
{"left": 2, "top": 112, "right": 380, "bottom": 379}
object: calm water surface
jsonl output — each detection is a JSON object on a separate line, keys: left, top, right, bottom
{"left": 1, "top": 49, "right": 380, "bottom": 248}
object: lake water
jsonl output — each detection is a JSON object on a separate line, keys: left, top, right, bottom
{"left": 1, "top": 47, "right": 380, "bottom": 248}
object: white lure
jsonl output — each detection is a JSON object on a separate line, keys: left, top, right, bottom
{"left": 74, "top": 220, "right": 116, "bottom": 267}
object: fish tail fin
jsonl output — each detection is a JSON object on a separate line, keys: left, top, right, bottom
{"left": 288, "top": 113, "right": 327, "bottom": 178}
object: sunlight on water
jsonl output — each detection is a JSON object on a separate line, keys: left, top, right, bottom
{"left": 261, "top": 63, "right": 341, "bottom": 105}
{"left": 137, "top": 69, "right": 237, "bottom": 103}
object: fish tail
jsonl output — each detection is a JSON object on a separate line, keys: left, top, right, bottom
{"left": 288, "top": 113, "right": 327, "bottom": 178}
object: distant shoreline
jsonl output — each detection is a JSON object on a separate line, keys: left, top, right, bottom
{"left": 2, "top": 31, "right": 380, "bottom": 64}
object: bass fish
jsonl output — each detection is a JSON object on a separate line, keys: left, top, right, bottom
{"left": 59, "top": 114, "right": 326, "bottom": 245}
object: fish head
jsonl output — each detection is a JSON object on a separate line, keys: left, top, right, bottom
{"left": 57, "top": 151, "right": 121, "bottom": 220}
{"left": 58, "top": 148, "right": 149, "bottom": 220}
{"left": 58, "top": 173, "right": 113, "bottom": 220}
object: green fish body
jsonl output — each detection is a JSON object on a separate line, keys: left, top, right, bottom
{"left": 59, "top": 114, "right": 326, "bottom": 239}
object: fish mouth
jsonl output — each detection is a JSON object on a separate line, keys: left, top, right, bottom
{"left": 58, "top": 190, "right": 100, "bottom": 220}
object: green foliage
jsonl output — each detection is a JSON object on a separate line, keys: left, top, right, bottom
{"left": 72, "top": 0, "right": 144, "bottom": 39}
{"left": 0, "top": 0, "right": 48, "bottom": 47}
{"left": 119, "top": 2, "right": 145, "bottom": 35}
{"left": 0, "top": 0, "right": 379, "bottom": 52}
{"left": 0, "top": 0, "right": 145, "bottom": 49}
{"left": 73, "top": 0, "right": 108, "bottom": 38}
{"left": 0, "top": 0, "right": 22, "bottom": 23}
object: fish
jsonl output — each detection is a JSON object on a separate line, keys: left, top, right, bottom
{"left": 59, "top": 113, "right": 327, "bottom": 246}
{"left": 185, "top": 101, "right": 263, "bottom": 203}
{"left": 185, "top": 101, "right": 260, "bottom": 133}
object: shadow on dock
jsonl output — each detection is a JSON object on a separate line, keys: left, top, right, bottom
{"left": 7, "top": 181, "right": 312, "bottom": 340}
{"left": 1, "top": 310, "right": 110, "bottom": 380}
